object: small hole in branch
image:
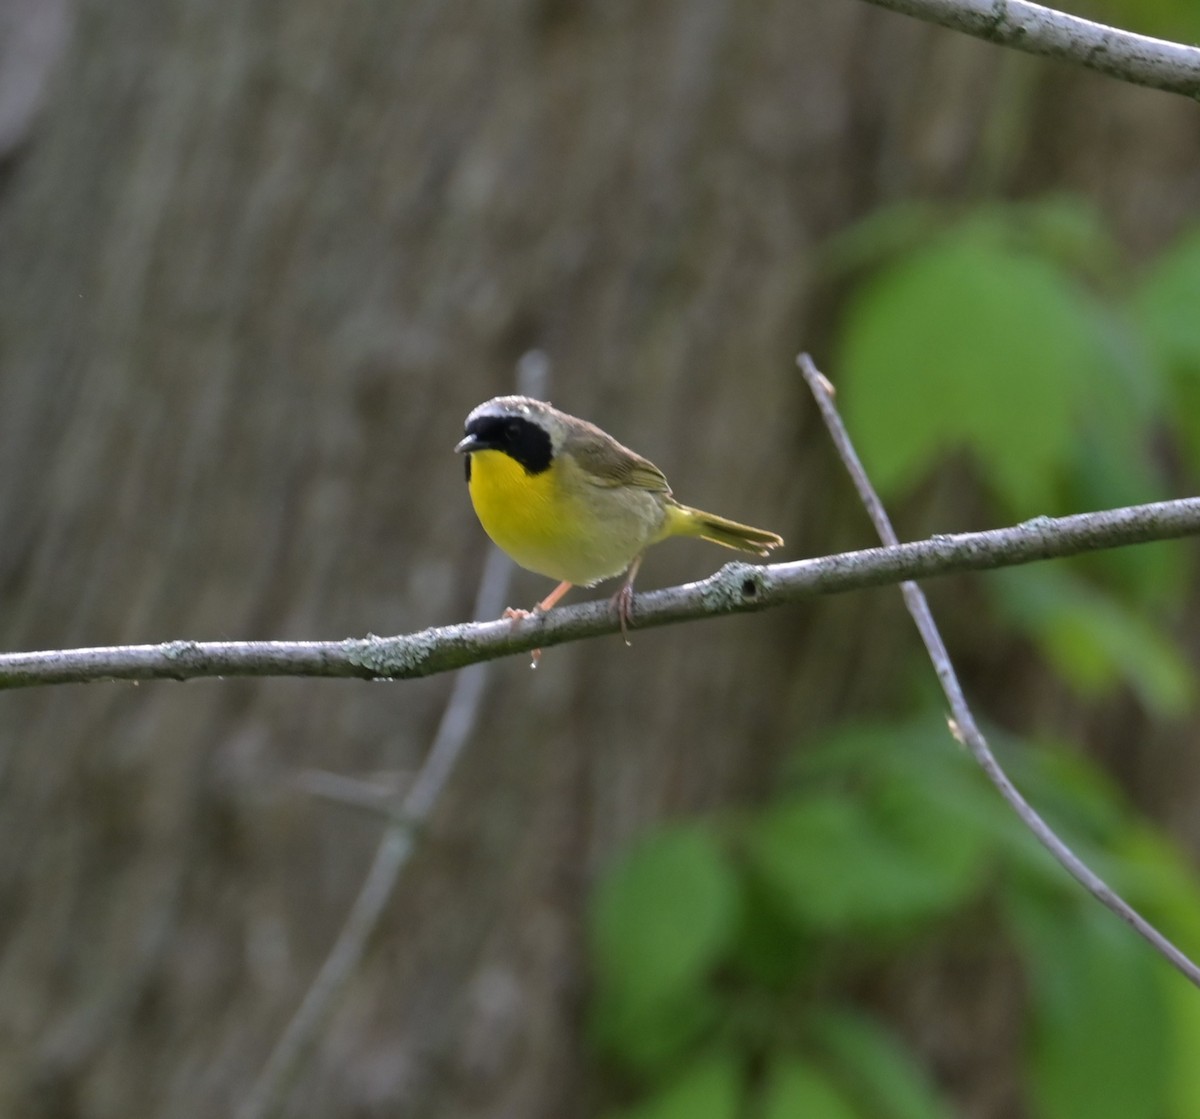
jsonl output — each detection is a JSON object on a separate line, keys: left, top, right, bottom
{"left": 741, "top": 578, "right": 758, "bottom": 599}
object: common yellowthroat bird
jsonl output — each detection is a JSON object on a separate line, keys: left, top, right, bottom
{"left": 455, "top": 396, "right": 784, "bottom": 635}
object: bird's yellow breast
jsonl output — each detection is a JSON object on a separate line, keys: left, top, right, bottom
{"left": 466, "top": 448, "right": 665, "bottom": 586}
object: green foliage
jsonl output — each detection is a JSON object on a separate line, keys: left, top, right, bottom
{"left": 586, "top": 720, "right": 1200, "bottom": 1118}
{"left": 1163, "top": 973, "right": 1200, "bottom": 1118}
{"left": 808, "top": 1010, "right": 955, "bottom": 1119}
{"left": 590, "top": 825, "right": 740, "bottom": 1071}
{"left": 992, "top": 567, "right": 1193, "bottom": 717}
{"left": 760, "top": 1056, "right": 862, "bottom": 1119}
{"left": 1011, "top": 899, "right": 1169, "bottom": 1119}
{"left": 1135, "top": 227, "right": 1200, "bottom": 475}
{"left": 835, "top": 199, "right": 1198, "bottom": 716}
{"left": 1116, "top": 826, "right": 1200, "bottom": 961}
{"left": 1137, "top": 226, "right": 1200, "bottom": 379}
{"left": 743, "top": 781, "right": 987, "bottom": 935}
{"left": 1112, "top": 829, "right": 1200, "bottom": 1115}
{"left": 588, "top": 199, "right": 1200, "bottom": 1116}
{"left": 838, "top": 223, "right": 1110, "bottom": 512}
{"left": 833, "top": 197, "right": 1196, "bottom": 518}
{"left": 604, "top": 1052, "right": 742, "bottom": 1119}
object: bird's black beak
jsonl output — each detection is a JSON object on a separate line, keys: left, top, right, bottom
{"left": 454, "top": 434, "right": 480, "bottom": 454}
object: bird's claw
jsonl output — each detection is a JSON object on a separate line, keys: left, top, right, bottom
{"left": 502, "top": 606, "right": 542, "bottom": 667}
{"left": 611, "top": 584, "right": 634, "bottom": 646}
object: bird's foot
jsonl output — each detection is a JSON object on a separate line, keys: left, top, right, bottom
{"left": 610, "top": 555, "right": 642, "bottom": 646}
{"left": 611, "top": 583, "right": 634, "bottom": 646}
{"left": 502, "top": 607, "right": 542, "bottom": 668}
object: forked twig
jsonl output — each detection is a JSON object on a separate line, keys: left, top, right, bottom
{"left": 797, "top": 353, "right": 1200, "bottom": 989}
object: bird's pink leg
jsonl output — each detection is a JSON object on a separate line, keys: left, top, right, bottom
{"left": 611, "top": 555, "right": 643, "bottom": 645}
{"left": 502, "top": 580, "right": 573, "bottom": 623}
{"left": 503, "top": 581, "right": 573, "bottom": 668}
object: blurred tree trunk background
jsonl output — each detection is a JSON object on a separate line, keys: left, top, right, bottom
{"left": 0, "top": 1, "right": 1198, "bottom": 1117}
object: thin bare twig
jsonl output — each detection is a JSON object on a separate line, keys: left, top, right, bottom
{"left": 4, "top": 496, "right": 1200, "bottom": 690}
{"left": 294, "top": 770, "right": 412, "bottom": 822}
{"left": 236, "top": 351, "right": 550, "bottom": 1119}
{"left": 797, "top": 352, "right": 1200, "bottom": 990}
{"left": 858, "top": 0, "right": 1200, "bottom": 100}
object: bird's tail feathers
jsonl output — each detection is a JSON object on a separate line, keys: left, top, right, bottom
{"left": 667, "top": 502, "right": 783, "bottom": 556}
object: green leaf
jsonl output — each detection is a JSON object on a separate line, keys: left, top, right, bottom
{"left": 1111, "top": 826, "right": 1200, "bottom": 1117}
{"left": 590, "top": 983, "right": 722, "bottom": 1074}
{"left": 785, "top": 718, "right": 977, "bottom": 785}
{"left": 997, "top": 773, "right": 1200, "bottom": 1106}
{"left": 742, "top": 788, "right": 985, "bottom": 936}
{"left": 589, "top": 826, "right": 739, "bottom": 1068}
{"left": 761, "top": 1057, "right": 862, "bottom": 1119}
{"left": 1162, "top": 971, "right": 1200, "bottom": 1119}
{"left": 727, "top": 871, "right": 815, "bottom": 989}
{"left": 809, "top": 1009, "right": 955, "bottom": 1119}
{"left": 838, "top": 231, "right": 1106, "bottom": 511}
{"left": 867, "top": 771, "right": 991, "bottom": 911}
{"left": 743, "top": 796, "right": 889, "bottom": 932}
{"left": 1137, "top": 225, "right": 1200, "bottom": 373}
{"left": 744, "top": 720, "right": 1014, "bottom": 939}
{"left": 591, "top": 825, "right": 739, "bottom": 1006}
{"left": 991, "top": 567, "right": 1194, "bottom": 716}
{"left": 1112, "top": 824, "right": 1200, "bottom": 964}
{"left": 1014, "top": 741, "right": 1128, "bottom": 842}
{"left": 1103, "top": 826, "right": 1200, "bottom": 1117}
{"left": 1134, "top": 225, "right": 1200, "bottom": 473}
{"left": 782, "top": 719, "right": 1148, "bottom": 907}
{"left": 1010, "top": 901, "right": 1169, "bottom": 1119}
{"left": 606, "top": 1052, "right": 742, "bottom": 1119}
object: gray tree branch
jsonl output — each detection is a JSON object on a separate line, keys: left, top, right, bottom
{"left": 857, "top": 0, "right": 1200, "bottom": 99}
{"left": 2, "top": 496, "right": 1199, "bottom": 690}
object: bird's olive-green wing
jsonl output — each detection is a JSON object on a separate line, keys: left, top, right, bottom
{"left": 566, "top": 422, "right": 672, "bottom": 494}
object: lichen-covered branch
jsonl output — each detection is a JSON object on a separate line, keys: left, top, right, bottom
{"left": 2, "top": 495, "right": 1200, "bottom": 690}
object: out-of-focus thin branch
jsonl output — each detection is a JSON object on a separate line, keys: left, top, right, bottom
{"left": 293, "top": 769, "right": 412, "bottom": 822}
{"left": 857, "top": 0, "right": 1200, "bottom": 99}
{"left": 797, "top": 352, "right": 1200, "bottom": 991}
{"left": 236, "top": 350, "right": 549, "bottom": 1119}
{"left": 3, "top": 496, "right": 1200, "bottom": 689}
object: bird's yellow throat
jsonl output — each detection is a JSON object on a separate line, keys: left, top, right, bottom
{"left": 466, "top": 448, "right": 570, "bottom": 576}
